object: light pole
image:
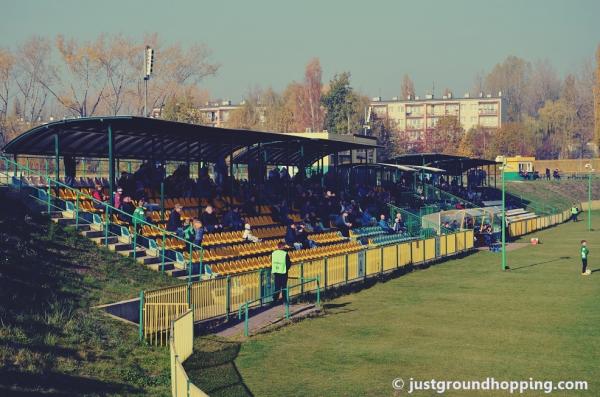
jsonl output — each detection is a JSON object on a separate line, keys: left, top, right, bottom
{"left": 585, "top": 163, "right": 594, "bottom": 231}
{"left": 501, "top": 160, "right": 507, "bottom": 271}
{"left": 143, "top": 46, "right": 154, "bottom": 117}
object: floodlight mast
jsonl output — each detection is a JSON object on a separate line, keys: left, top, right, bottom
{"left": 143, "top": 46, "right": 154, "bottom": 117}
{"left": 585, "top": 163, "right": 594, "bottom": 231}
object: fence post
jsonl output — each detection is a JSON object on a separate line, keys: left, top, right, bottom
{"left": 324, "top": 257, "right": 328, "bottom": 290}
{"left": 188, "top": 243, "right": 193, "bottom": 282}
{"left": 244, "top": 302, "right": 249, "bottom": 337}
{"left": 226, "top": 275, "right": 231, "bottom": 320}
{"left": 380, "top": 247, "right": 384, "bottom": 274}
{"left": 159, "top": 230, "right": 166, "bottom": 272}
{"left": 75, "top": 193, "right": 79, "bottom": 229}
{"left": 300, "top": 262, "right": 304, "bottom": 295}
{"left": 104, "top": 203, "right": 109, "bottom": 247}
{"left": 138, "top": 290, "right": 144, "bottom": 342}
{"left": 133, "top": 225, "right": 138, "bottom": 261}
{"left": 187, "top": 282, "right": 191, "bottom": 308}
{"left": 345, "top": 254, "right": 349, "bottom": 284}
{"left": 46, "top": 183, "right": 51, "bottom": 215}
{"left": 284, "top": 288, "right": 290, "bottom": 319}
{"left": 316, "top": 276, "right": 321, "bottom": 307}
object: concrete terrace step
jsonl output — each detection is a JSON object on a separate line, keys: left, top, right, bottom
{"left": 146, "top": 262, "right": 176, "bottom": 272}
{"left": 115, "top": 249, "right": 146, "bottom": 258}
{"left": 110, "top": 243, "right": 135, "bottom": 252}
{"left": 165, "top": 268, "right": 189, "bottom": 278}
{"left": 138, "top": 256, "right": 162, "bottom": 265}
{"left": 82, "top": 230, "right": 105, "bottom": 238}
{"left": 91, "top": 236, "right": 119, "bottom": 245}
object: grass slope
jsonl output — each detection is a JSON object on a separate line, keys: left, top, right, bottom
{"left": 507, "top": 179, "right": 600, "bottom": 210}
{"left": 188, "top": 213, "right": 600, "bottom": 396}
{"left": 0, "top": 190, "right": 183, "bottom": 396}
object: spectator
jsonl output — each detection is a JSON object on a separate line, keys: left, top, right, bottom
{"left": 223, "top": 206, "right": 243, "bottom": 230}
{"left": 336, "top": 211, "right": 352, "bottom": 238}
{"left": 295, "top": 224, "right": 316, "bottom": 249}
{"left": 201, "top": 205, "right": 223, "bottom": 232}
{"left": 114, "top": 187, "right": 123, "bottom": 210}
{"left": 393, "top": 213, "right": 406, "bottom": 233}
{"left": 285, "top": 223, "right": 301, "bottom": 249}
{"left": 92, "top": 184, "right": 107, "bottom": 210}
{"left": 184, "top": 219, "right": 205, "bottom": 246}
{"left": 119, "top": 196, "right": 136, "bottom": 223}
{"left": 378, "top": 214, "right": 394, "bottom": 234}
{"left": 167, "top": 204, "right": 184, "bottom": 236}
{"left": 132, "top": 203, "right": 146, "bottom": 233}
{"left": 242, "top": 223, "right": 261, "bottom": 243}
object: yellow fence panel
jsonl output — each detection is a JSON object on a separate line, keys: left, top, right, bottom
{"left": 456, "top": 232, "right": 466, "bottom": 251}
{"left": 398, "top": 242, "right": 412, "bottom": 266}
{"left": 172, "top": 310, "right": 193, "bottom": 361}
{"left": 327, "top": 255, "right": 346, "bottom": 287}
{"left": 411, "top": 240, "right": 424, "bottom": 263}
{"left": 302, "top": 259, "right": 325, "bottom": 292}
{"left": 189, "top": 277, "right": 227, "bottom": 322}
{"left": 228, "top": 272, "right": 261, "bottom": 313}
{"left": 287, "top": 264, "right": 302, "bottom": 297}
{"left": 382, "top": 244, "right": 398, "bottom": 271}
{"left": 365, "top": 247, "right": 382, "bottom": 275}
{"left": 446, "top": 233, "right": 456, "bottom": 255}
{"left": 439, "top": 235, "right": 447, "bottom": 256}
{"left": 424, "top": 238, "right": 436, "bottom": 261}
{"left": 144, "top": 301, "right": 189, "bottom": 346}
{"left": 175, "top": 358, "right": 189, "bottom": 397}
{"left": 465, "top": 230, "right": 474, "bottom": 249}
{"left": 347, "top": 252, "right": 360, "bottom": 281}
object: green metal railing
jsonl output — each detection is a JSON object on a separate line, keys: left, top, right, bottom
{"left": 1, "top": 155, "right": 204, "bottom": 280}
{"left": 237, "top": 276, "right": 321, "bottom": 337}
{"left": 422, "top": 183, "right": 479, "bottom": 209}
{"left": 387, "top": 203, "right": 452, "bottom": 237}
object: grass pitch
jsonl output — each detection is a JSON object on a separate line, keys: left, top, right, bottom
{"left": 190, "top": 213, "right": 600, "bottom": 397}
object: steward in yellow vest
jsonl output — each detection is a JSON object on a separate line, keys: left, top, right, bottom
{"left": 271, "top": 242, "right": 291, "bottom": 303}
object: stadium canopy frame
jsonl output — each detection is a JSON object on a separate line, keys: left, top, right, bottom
{"left": 2, "top": 116, "right": 377, "bottom": 165}
{"left": 2, "top": 116, "right": 379, "bottom": 206}
{"left": 386, "top": 153, "right": 499, "bottom": 175}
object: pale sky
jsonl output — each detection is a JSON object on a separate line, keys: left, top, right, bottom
{"left": 2, "top": 0, "right": 599, "bottom": 101}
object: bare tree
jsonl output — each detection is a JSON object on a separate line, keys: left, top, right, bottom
{"left": 37, "top": 35, "right": 107, "bottom": 117}
{"left": 401, "top": 74, "right": 415, "bottom": 99}
{"left": 524, "top": 59, "right": 561, "bottom": 116}
{"left": 13, "top": 36, "right": 51, "bottom": 122}
{"left": 484, "top": 55, "right": 531, "bottom": 122}
{"left": 97, "top": 34, "right": 140, "bottom": 115}
{"left": 300, "top": 58, "right": 324, "bottom": 132}
{"left": 0, "top": 47, "right": 14, "bottom": 120}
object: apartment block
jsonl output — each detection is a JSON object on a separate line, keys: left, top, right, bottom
{"left": 369, "top": 92, "right": 505, "bottom": 139}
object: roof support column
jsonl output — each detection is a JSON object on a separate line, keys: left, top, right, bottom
{"left": 54, "top": 134, "right": 60, "bottom": 184}
{"left": 229, "top": 143, "right": 234, "bottom": 196}
{"left": 333, "top": 152, "right": 339, "bottom": 192}
{"left": 108, "top": 124, "right": 115, "bottom": 208}
{"left": 257, "top": 142, "right": 262, "bottom": 207}
{"left": 300, "top": 144, "right": 305, "bottom": 182}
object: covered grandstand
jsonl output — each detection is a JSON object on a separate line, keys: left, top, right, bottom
{"left": 3, "top": 117, "right": 569, "bottom": 353}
